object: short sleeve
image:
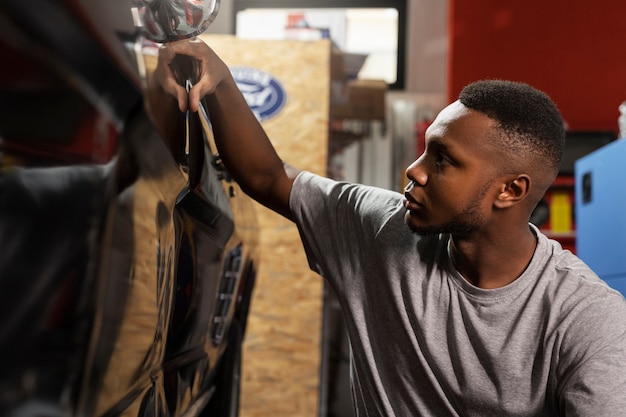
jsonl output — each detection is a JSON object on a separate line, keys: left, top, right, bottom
{"left": 288, "top": 171, "right": 402, "bottom": 287}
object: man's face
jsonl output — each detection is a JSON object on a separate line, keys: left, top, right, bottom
{"left": 403, "top": 101, "right": 501, "bottom": 237}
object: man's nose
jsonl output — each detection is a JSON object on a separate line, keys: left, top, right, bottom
{"left": 405, "top": 155, "right": 428, "bottom": 187}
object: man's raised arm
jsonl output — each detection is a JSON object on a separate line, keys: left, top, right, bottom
{"left": 150, "top": 38, "right": 299, "bottom": 220}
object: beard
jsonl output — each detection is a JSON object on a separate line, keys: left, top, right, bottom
{"left": 405, "top": 190, "right": 486, "bottom": 238}
{"left": 407, "top": 220, "right": 481, "bottom": 237}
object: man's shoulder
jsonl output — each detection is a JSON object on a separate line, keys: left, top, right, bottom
{"left": 552, "top": 243, "right": 623, "bottom": 304}
{"left": 531, "top": 230, "right": 626, "bottom": 327}
{"left": 292, "top": 171, "right": 403, "bottom": 206}
{"left": 534, "top": 229, "right": 616, "bottom": 296}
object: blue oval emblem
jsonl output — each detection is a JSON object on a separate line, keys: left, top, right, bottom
{"left": 231, "top": 66, "right": 286, "bottom": 122}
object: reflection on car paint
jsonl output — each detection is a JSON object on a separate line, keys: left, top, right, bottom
{"left": 0, "top": 1, "right": 259, "bottom": 416}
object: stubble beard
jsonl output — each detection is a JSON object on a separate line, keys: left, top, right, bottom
{"left": 407, "top": 220, "right": 481, "bottom": 237}
{"left": 405, "top": 192, "right": 486, "bottom": 238}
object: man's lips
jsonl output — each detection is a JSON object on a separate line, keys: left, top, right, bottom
{"left": 403, "top": 192, "right": 422, "bottom": 211}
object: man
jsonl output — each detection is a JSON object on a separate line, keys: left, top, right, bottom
{"left": 149, "top": 38, "right": 626, "bottom": 416}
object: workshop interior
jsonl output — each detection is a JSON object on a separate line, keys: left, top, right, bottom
{"left": 0, "top": 1, "right": 625, "bottom": 416}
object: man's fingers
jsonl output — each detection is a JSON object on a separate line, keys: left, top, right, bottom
{"left": 160, "top": 37, "right": 206, "bottom": 61}
{"left": 156, "top": 38, "right": 225, "bottom": 113}
{"left": 177, "top": 89, "right": 189, "bottom": 113}
{"left": 156, "top": 71, "right": 187, "bottom": 112}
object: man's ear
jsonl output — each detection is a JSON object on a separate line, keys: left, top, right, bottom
{"left": 494, "top": 174, "right": 530, "bottom": 209}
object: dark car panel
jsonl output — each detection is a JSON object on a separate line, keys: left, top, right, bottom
{"left": 0, "top": 1, "right": 259, "bottom": 416}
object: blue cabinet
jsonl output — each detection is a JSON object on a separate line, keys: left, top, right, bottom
{"left": 575, "top": 139, "right": 626, "bottom": 296}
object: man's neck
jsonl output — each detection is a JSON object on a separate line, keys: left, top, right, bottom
{"left": 449, "top": 227, "right": 538, "bottom": 289}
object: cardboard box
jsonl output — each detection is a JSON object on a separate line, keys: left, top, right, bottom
{"left": 331, "top": 49, "right": 346, "bottom": 81}
{"left": 331, "top": 51, "right": 368, "bottom": 80}
{"left": 330, "top": 79, "right": 388, "bottom": 120}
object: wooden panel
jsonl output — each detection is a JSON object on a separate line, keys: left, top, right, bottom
{"left": 199, "top": 35, "right": 330, "bottom": 417}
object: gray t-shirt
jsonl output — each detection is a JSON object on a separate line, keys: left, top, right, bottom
{"left": 289, "top": 171, "right": 626, "bottom": 417}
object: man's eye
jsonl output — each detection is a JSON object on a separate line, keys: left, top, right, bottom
{"left": 434, "top": 153, "right": 448, "bottom": 167}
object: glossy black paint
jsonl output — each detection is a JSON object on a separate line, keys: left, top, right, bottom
{"left": 0, "top": 2, "right": 259, "bottom": 416}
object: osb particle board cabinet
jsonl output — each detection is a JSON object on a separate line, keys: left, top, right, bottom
{"left": 199, "top": 34, "right": 329, "bottom": 417}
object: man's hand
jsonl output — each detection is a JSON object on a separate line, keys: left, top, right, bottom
{"left": 155, "top": 38, "right": 231, "bottom": 113}
{"left": 145, "top": 36, "right": 297, "bottom": 219}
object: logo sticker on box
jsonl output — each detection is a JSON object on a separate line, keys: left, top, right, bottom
{"left": 231, "top": 66, "right": 286, "bottom": 122}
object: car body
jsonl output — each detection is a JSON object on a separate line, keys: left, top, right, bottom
{"left": 0, "top": 1, "right": 259, "bottom": 416}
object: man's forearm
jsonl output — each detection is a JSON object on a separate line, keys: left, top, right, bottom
{"left": 204, "top": 74, "right": 296, "bottom": 218}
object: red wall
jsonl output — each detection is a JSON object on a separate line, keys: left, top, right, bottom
{"left": 448, "top": 1, "right": 626, "bottom": 132}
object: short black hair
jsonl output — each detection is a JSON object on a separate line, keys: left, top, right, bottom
{"left": 459, "top": 80, "right": 565, "bottom": 176}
